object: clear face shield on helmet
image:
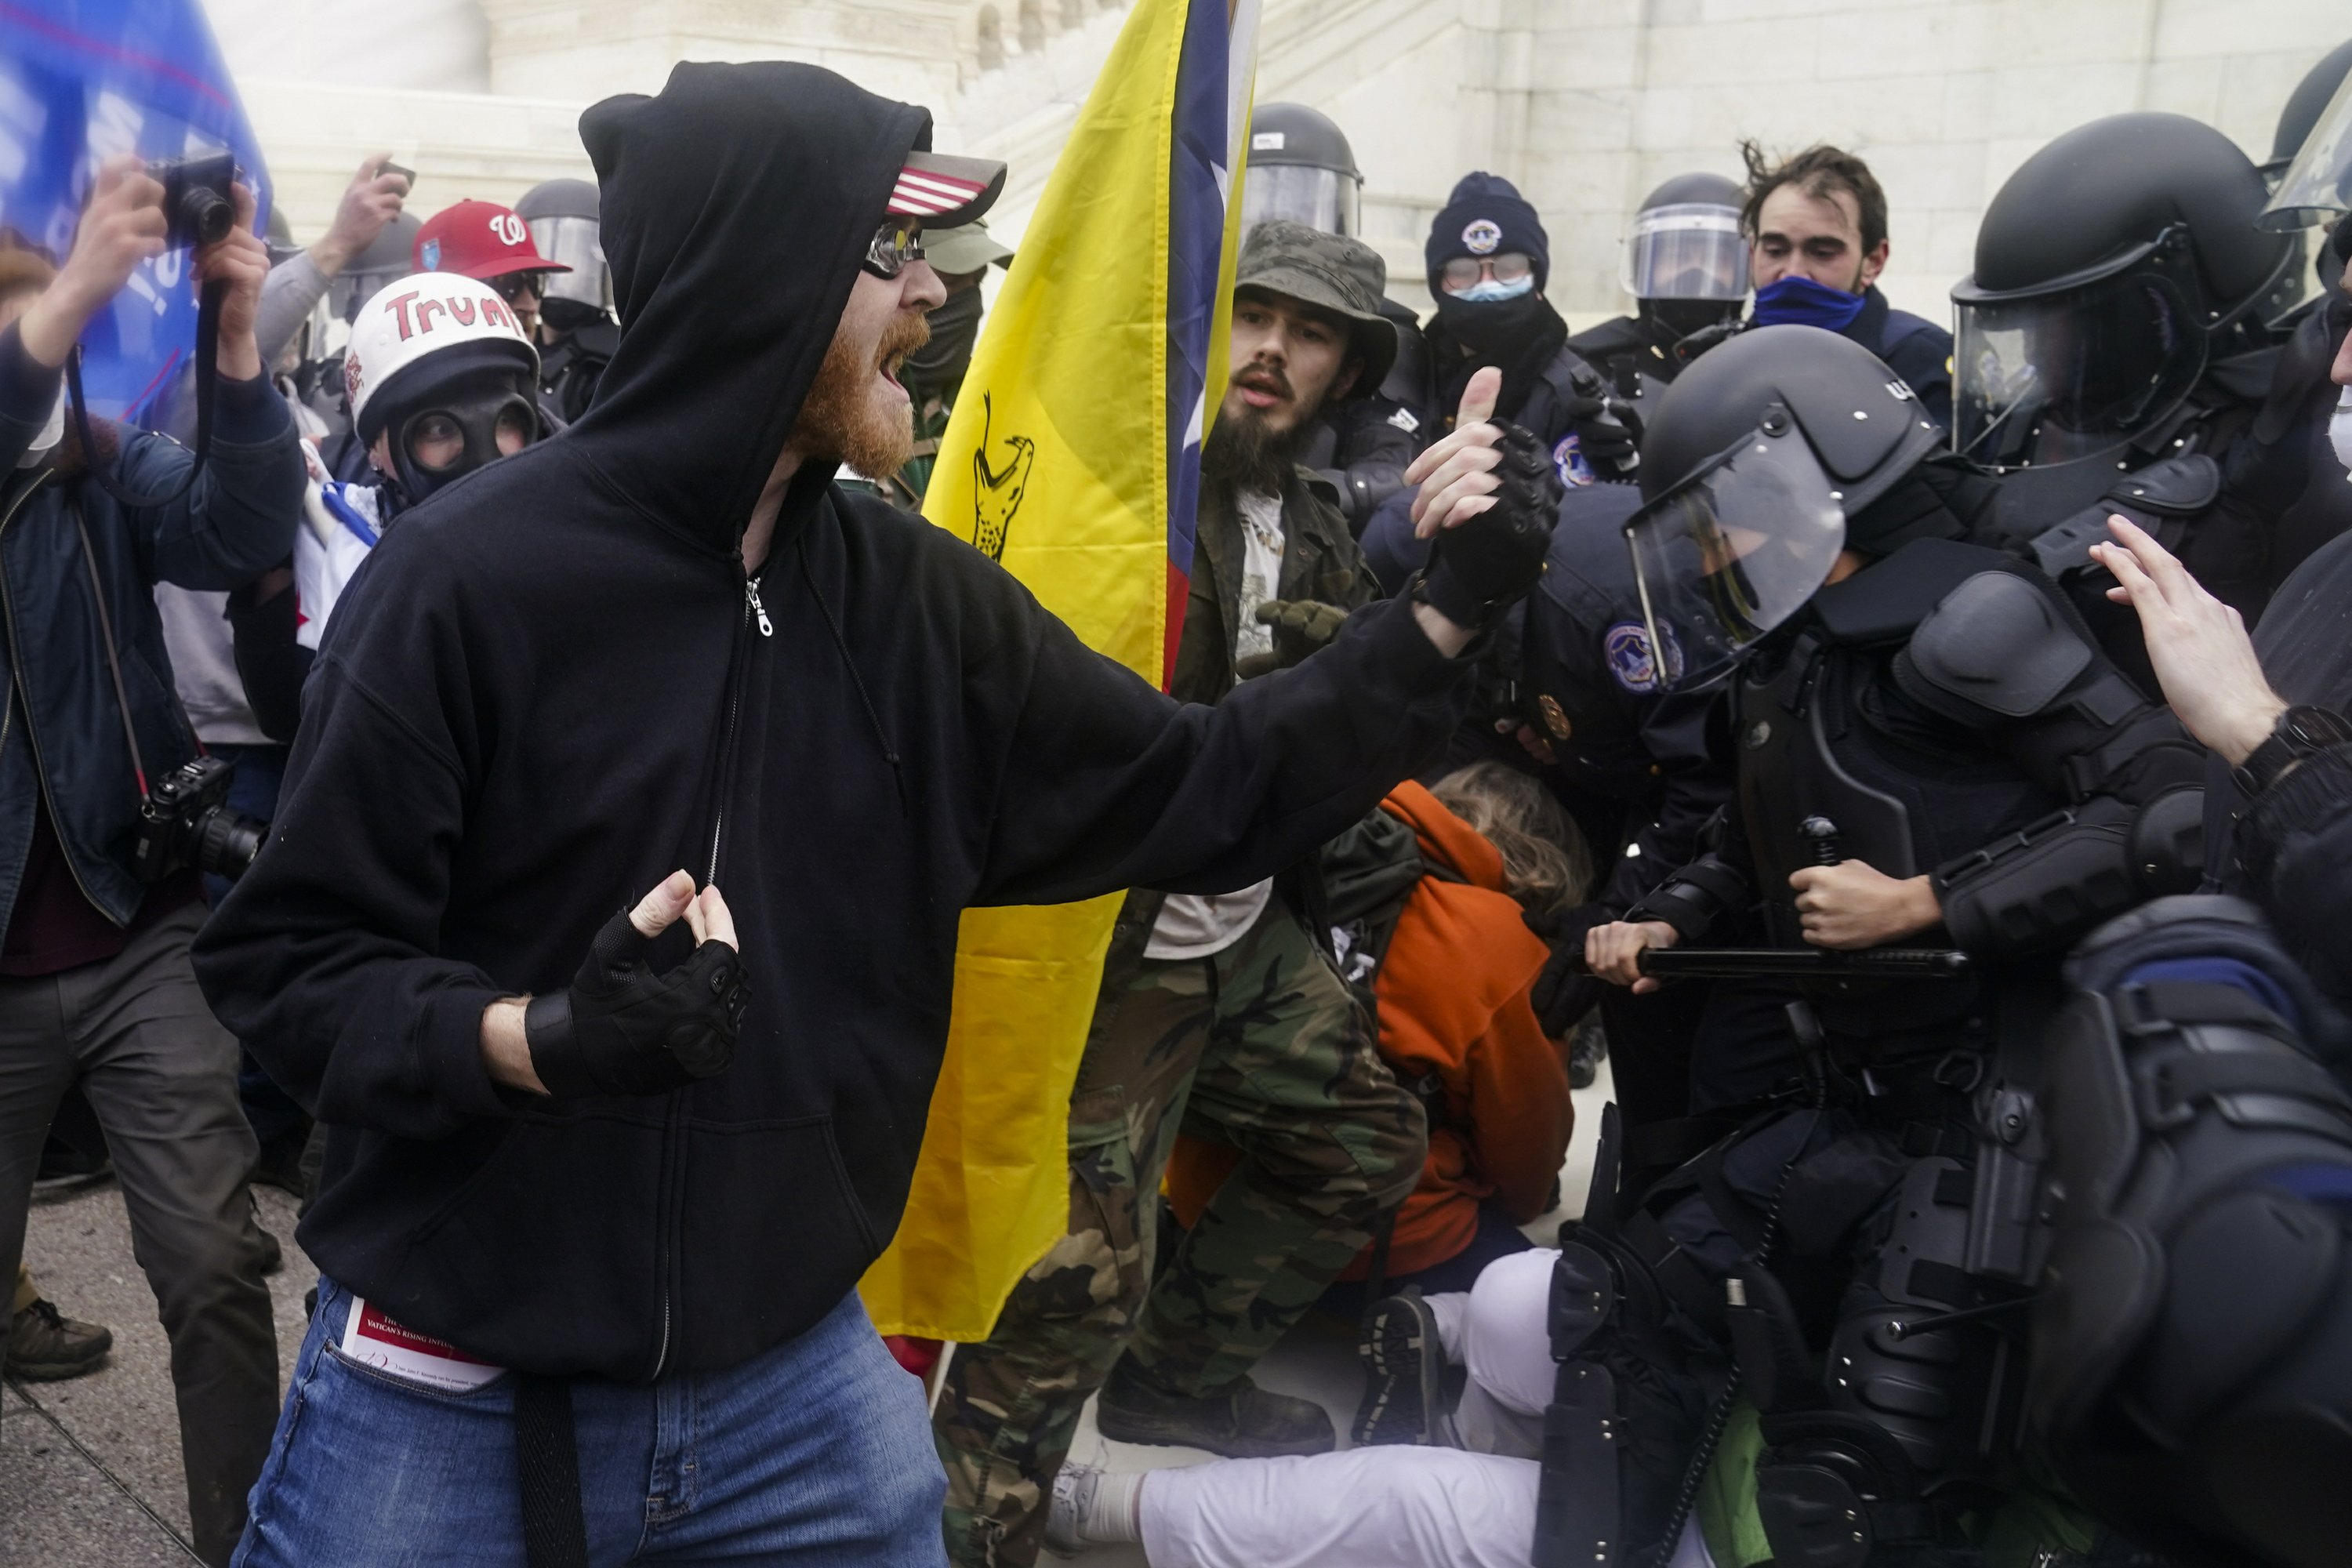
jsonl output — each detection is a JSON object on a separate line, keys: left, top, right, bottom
{"left": 524, "top": 214, "right": 612, "bottom": 321}
{"left": 1624, "top": 419, "right": 1848, "bottom": 690}
{"left": 1951, "top": 230, "right": 2209, "bottom": 470}
{"left": 2263, "top": 67, "right": 2352, "bottom": 230}
{"left": 1240, "top": 164, "right": 1362, "bottom": 239}
{"left": 1621, "top": 203, "right": 1751, "bottom": 302}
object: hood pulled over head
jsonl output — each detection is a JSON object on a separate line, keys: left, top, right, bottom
{"left": 572, "top": 63, "right": 931, "bottom": 551}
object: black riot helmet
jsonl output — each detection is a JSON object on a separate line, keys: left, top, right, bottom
{"left": 1241, "top": 103, "right": 1362, "bottom": 239}
{"left": 1952, "top": 113, "right": 2297, "bottom": 470}
{"left": 1622, "top": 172, "right": 1748, "bottom": 303}
{"left": 1624, "top": 325, "right": 1944, "bottom": 688}
{"left": 325, "top": 211, "right": 423, "bottom": 325}
{"left": 2263, "top": 42, "right": 2352, "bottom": 233}
{"left": 1624, "top": 170, "right": 1750, "bottom": 343}
{"left": 516, "top": 177, "right": 612, "bottom": 330}
{"left": 2267, "top": 37, "right": 2352, "bottom": 177}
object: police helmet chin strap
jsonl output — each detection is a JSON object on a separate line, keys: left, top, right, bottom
{"left": 60, "top": 276, "right": 227, "bottom": 512}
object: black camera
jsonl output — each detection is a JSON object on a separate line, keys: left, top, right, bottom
{"left": 132, "top": 757, "right": 267, "bottom": 884}
{"left": 148, "top": 152, "right": 238, "bottom": 250}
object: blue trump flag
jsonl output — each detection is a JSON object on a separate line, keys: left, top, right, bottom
{"left": 0, "top": 0, "right": 269, "bottom": 420}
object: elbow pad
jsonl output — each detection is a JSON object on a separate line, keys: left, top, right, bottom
{"left": 1938, "top": 788, "right": 2204, "bottom": 959}
{"left": 1624, "top": 853, "right": 1750, "bottom": 942}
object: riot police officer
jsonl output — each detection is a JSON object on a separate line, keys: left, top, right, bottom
{"left": 1241, "top": 102, "right": 1431, "bottom": 530}
{"left": 1534, "top": 326, "right": 2206, "bottom": 1568}
{"left": 514, "top": 176, "right": 617, "bottom": 425}
{"left": 1953, "top": 112, "right": 2300, "bottom": 633}
{"left": 2233, "top": 49, "right": 2352, "bottom": 599}
{"left": 1563, "top": 171, "right": 1750, "bottom": 441}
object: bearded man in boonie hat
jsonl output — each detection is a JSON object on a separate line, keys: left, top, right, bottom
{"left": 930, "top": 214, "right": 1436, "bottom": 1568}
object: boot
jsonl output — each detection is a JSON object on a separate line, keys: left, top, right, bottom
{"left": 5, "top": 1298, "right": 113, "bottom": 1381}
{"left": 1352, "top": 1289, "right": 1446, "bottom": 1446}
{"left": 1095, "top": 1359, "right": 1334, "bottom": 1458}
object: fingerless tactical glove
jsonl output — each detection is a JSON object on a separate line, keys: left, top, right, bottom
{"left": 524, "top": 908, "right": 751, "bottom": 1098}
{"left": 1419, "top": 421, "right": 1555, "bottom": 630}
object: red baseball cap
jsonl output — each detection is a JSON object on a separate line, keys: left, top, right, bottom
{"left": 414, "top": 199, "right": 573, "bottom": 283}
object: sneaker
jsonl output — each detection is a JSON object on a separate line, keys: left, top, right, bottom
{"left": 1096, "top": 1362, "right": 1334, "bottom": 1458}
{"left": 1042, "top": 1459, "right": 1104, "bottom": 1558}
{"left": 1569, "top": 1016, "right": 1609, "bottom": 1091}
{"left": 5, "top": 1298, "right": 113, "bottom": 1381}
{"left": 1352, "top": 1289, "right": 1446, "bottom": 1446}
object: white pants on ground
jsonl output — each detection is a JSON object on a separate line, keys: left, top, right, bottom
{"left": 1136, "top": 1250, "right": 1714, "bottom": 1568}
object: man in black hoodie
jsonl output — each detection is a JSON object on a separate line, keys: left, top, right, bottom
{"left": 194, "top": 61, "right": 1552, "bottom": 1563}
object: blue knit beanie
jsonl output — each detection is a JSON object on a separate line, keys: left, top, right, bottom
{"left": 1425, "top": 172, "right": 1550, "bottom": 292}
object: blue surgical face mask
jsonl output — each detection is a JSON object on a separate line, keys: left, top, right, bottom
{"left": 1751, "top": 274, "right": 1867, "bottom": 332}
{"left": 1452, "top": 274, "right": 1535, "bottom": 304}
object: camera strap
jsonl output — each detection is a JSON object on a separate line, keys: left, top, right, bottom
{"left": 66, "top": 496, "right": 153, "bottom": 799}
{"left": 60, "top": 276, "right": 227, "bottom": 513}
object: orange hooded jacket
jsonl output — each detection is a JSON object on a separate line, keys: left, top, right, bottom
{"left": 1165, "top": 781, "right": 1573, "bottom": 1279}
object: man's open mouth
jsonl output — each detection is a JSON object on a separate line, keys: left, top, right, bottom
{"left": 1235, "top": 376, "right": 1287, "bottom": 409}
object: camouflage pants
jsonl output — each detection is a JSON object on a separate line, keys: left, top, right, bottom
{"left": 933, "top": 898, "right": 1428, "bottom": 1567}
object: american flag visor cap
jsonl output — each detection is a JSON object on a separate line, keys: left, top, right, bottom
{"left": 888, "top": 151, "right": 1009, "bottom": 227}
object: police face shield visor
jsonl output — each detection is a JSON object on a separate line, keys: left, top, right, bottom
{"left": 1621, "top": 204, "right": 1751, "bottom": 301}
{"left": 2263, "top": 67, "right": 2352, "bottom": 230}
{"left": 1952, "top": 241, "right": 2207, "bottom": 470}
{"left": 1241, "top": 165, "right": 1362, "bottom": 239}
{"left": 525, "top": 214, "right": 612, "bottom": 313}
{"left": 1624, "top": 426, "right": 1846, "bottom": 689}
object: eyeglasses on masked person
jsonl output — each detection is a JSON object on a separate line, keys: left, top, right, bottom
{"left": 1437, "top": 252, "right": 1536, "bottom": 300}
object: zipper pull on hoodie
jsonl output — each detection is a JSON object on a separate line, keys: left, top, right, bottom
{"left": 746, "top": 575, "right": 774, "bottom": 637}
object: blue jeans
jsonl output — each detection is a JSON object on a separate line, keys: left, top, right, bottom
{"left": 234, "top": 1277, "right": 946, "bottom": 1566}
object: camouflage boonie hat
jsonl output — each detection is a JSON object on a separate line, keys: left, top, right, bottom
{"left": 1236, "top": 220, "right": 1399, "bottom": 396}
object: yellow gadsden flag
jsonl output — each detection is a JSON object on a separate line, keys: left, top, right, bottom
{"left": 859, "top": 0, "right": 1263, "bottom": 1341}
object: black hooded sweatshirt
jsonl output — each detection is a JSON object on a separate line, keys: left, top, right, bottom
{"left": 192, "top": 62, "right": 1475, "bottom": 1381}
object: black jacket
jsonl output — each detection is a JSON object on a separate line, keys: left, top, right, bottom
{"left": 1841, "top": 285, "right": 1952, "bottom": 432}
{"left": 192, "top": 62, "right": 1474, "bottom": 1380}
{"left": 0, "top": 328, "right": 301, "bottom": 924}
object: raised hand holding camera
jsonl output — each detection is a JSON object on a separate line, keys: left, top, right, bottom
{"left": 521, "top": 871, "right": 751, "bottom": 1099}
{"left": 17, "top": 155, "right": 168, "bottom": 369}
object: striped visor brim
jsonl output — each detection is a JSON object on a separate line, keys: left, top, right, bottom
{"left": 888, "top": 151, "right": 1009, "bottom": 227}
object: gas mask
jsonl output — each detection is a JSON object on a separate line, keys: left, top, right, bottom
{"left": 380, "top": 376, "right": 541, "bottom": 506}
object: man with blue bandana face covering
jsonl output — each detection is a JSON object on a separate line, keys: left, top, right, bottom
{"left": 1738, "top": 141, "right": 1953, "bottom": 430}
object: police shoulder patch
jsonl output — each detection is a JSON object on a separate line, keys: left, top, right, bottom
{"left": 1603, "top": 619, "right": 1682, "bottom": 694}
{"left": 1552, "top": 434, "right": 1595, "bottom": 488}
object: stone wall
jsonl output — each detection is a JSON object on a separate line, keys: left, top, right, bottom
{"left": 212, "top": 0, "right": 2352, "bottom": 327}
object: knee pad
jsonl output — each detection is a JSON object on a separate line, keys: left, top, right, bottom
{"left": 1824, "top": 1158, "right": 2019, "bottom": 1499}
{"left": 2033, "top": 896, "right": 2352, "bottom": 1568}
{"left": 1755, "top": 1408, "right": 1940, "bottom": 1568}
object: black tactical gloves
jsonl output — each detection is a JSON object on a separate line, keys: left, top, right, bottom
{"left": 1235, "top": 600, "right": 1353, "bottom": 678}
{"left": 524, "top": 908, "right": 751, "bottom": 1098}
{"left": 1417, "top": 420, "right": 1555, "bottom": 631}
{"left": 1523, "top": 901, "right": 1616, "bottom": 1036}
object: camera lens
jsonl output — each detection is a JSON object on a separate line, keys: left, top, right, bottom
{"left": 194, "top": 807, "right": 267, "bottom": 882}
{"left": 182, "top": 187, "right": 234, "bottom": 249}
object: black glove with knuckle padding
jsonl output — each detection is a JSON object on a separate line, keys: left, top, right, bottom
{"left": 1522, "top": 902, "right": 1615, "bottom": 1037}
{"left": 1416, "top": 421, "right": 1555, "bottom": 632}
{"left": 524, "top": 907, "right": 751, "bottom": 1098}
